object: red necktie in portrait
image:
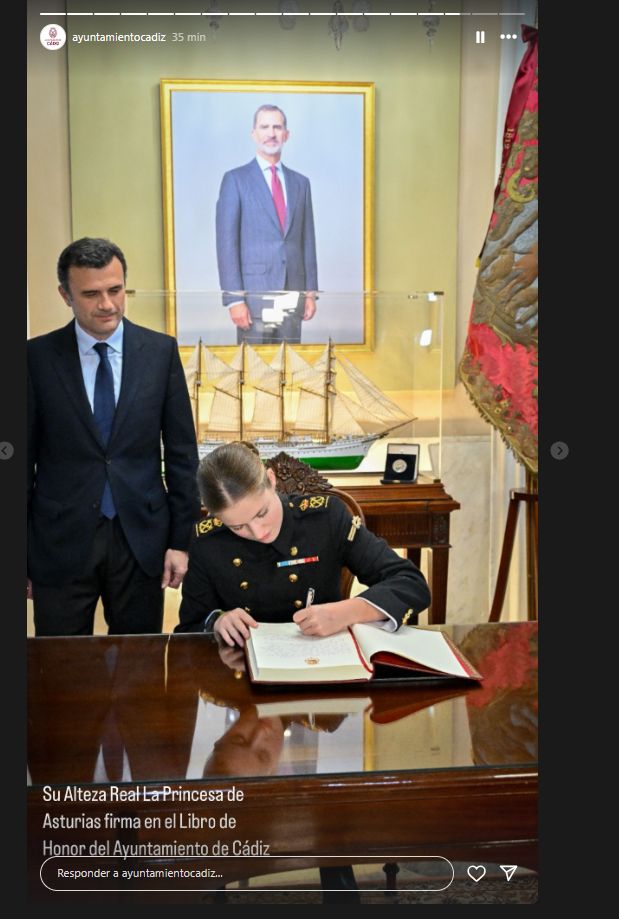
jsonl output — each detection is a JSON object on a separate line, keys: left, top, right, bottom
{"left": 270, "top": 164, "right": 287, "bottom": 231}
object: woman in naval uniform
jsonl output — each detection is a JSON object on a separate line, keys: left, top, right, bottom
{"left": 175, "top": 441, "right": 430, "bottom": 646}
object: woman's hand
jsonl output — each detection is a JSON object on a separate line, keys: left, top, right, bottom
{"left": 214, "top": 607, "right": 258, "bottom": 647}
{"left": 293, "top": 597, "right": 386, "bottom": 637}
{"left": 217, "top": 643, "right": 247, "bottom": 673}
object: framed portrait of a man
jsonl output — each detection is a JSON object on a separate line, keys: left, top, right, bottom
{"left": 161, "top": 79, "right": 374, "bottom": 349}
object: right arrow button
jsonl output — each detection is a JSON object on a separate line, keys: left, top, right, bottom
{"left": 550, "top": 441, "right": 569, "bottom": 460}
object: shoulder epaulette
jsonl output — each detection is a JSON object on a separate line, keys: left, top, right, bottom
{"left": 195, "top": 516, "right": 224, "bottom": 538}
{"left": 289, "top": 494, "right": 331, "bottom": 515}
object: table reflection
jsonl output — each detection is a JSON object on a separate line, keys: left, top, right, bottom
{"left": 27, "top": 622, "right": 537, "bottom": 786}
{"left": 204, "top": 709, "right": 285, "bottom": 777}
{"left": 458, "top": 622, "right": 538, "bottom": 766}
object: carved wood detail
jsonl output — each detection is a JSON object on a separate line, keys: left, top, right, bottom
{"left": 265, "top": 452, "right": 333, "bottom": 495}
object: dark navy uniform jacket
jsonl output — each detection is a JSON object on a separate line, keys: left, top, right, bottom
{"left": 175, "top": 494, "right": 431, "bottom": 633}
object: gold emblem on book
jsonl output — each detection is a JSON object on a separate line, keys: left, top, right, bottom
{"left": 305, "top": 657, "right": 320, "bottom": 665}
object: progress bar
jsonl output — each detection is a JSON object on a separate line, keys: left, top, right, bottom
{"left": 40, "top": 11, "right": 526, "bottom": 17}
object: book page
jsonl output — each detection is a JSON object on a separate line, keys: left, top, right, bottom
{"left": 351, "top": 624, "right": 470, "bottom": 679}
{"left": 249, "top": 621, "right": 364, "bottom": 672}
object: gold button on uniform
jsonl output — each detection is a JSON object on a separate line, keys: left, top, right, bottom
{"left": 244, "top": 607, "right": 251, "bottom": 613}
{"left": 232, "top": 558, "right": 242, "bottom": 567}
{"left": 288, "top": 573, "right": 298, "bottom": 583}
{"left": 240, "top": 581, "right": 249, "bottom": 590}
{"left": 402, "top": 609, "right": 414, "bottom": 625}
{"left": 294, "top": 600, "right": 303, "bottom": 609}
{"left": 290, "top": 546, "right": 298, "bottom": 556}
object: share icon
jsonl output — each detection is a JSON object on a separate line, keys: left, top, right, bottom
{"left": 500, "top": 865, "right": 518, "bottom": 882}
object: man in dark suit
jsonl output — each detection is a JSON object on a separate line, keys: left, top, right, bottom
{"left": 27, "top": 238, "right": 200, "bottom": 636}
{"left": 215, "top": 104, "right": 318, "bottom": 344}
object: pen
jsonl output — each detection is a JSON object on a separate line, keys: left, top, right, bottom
{"left": 305, "top": 588, "right": 315, "bottom": 608}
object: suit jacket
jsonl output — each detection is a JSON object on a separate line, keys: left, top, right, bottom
{"left": 27, "top": 318, "right": 200, "bottom": 585}
{"left": 215, "top": 158, "right": 318, "bottom": 312}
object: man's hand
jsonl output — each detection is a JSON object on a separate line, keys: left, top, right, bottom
{"left": 229, "top": 303, "right": 252, "bottom": 330}
{"left": 303, "top": 295, "right": 317, "bottom": 321}
{"left": 161, "top": 549, "right": 189, "bottom": 589}
{"left": 214, "top": 608, "right": 259, "bottom": 647}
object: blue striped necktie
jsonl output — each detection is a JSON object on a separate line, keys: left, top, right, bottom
{"left": 93, "top": 342, "right": 116, "bottom": 519}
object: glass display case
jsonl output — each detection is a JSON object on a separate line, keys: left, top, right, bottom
{"left": 126, "top": 289, "right": 444, "bottom": 482}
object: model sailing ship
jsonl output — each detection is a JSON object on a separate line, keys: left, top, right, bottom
{"left": 184, "top": 340, "right": 414, "bottom": 470}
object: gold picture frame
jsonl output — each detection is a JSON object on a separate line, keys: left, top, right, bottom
{"left": 160, "top": 78, "right": 375, "bottom": 351}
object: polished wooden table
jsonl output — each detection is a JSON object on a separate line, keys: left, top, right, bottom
{"left": 329, "top": 473, "right": 460, "bottom": 624}
{"left": 28, "top": 622, "right": 537, "bottom": 899}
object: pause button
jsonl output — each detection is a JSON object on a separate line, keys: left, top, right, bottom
{"left": 476, "top": 30, "right": 486, "bottom": 44}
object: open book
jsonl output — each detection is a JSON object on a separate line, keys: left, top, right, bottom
{"left": 244, "top": 622, "right": 483, "bottom": 686}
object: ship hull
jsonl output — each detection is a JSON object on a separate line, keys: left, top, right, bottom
{"left": 298, "top": 454, "right": 364, "bottom": 471}
{"left": 197, "top": 435, "right": 379, "bottom": 470}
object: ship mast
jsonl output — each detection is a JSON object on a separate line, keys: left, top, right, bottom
{"left": 280, "top": 344, "right": 286, "bottom": 441}
{"left": 195, "top": 337, "right": 202, "bottom": 439}
{"left": 239, "top": 341, "right": 245, "bottom": 441}
{"left": 325, "top": 338, "right": 335, "bottom": 443}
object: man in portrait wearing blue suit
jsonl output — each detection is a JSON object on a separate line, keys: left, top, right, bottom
{"left": 215, "top": 104, "right": 318, "bottom": 344}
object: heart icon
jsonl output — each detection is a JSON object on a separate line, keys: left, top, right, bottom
{"left": 467, "top": 865, "right": 486, "bottom": 883}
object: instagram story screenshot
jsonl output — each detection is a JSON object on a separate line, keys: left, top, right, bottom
{"left": 24, "top": 0, "right": 552, "bottom": 909}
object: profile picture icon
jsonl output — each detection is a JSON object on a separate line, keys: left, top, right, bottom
{"left": 40, "top": 24, "right": 67, "bottom": 51}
